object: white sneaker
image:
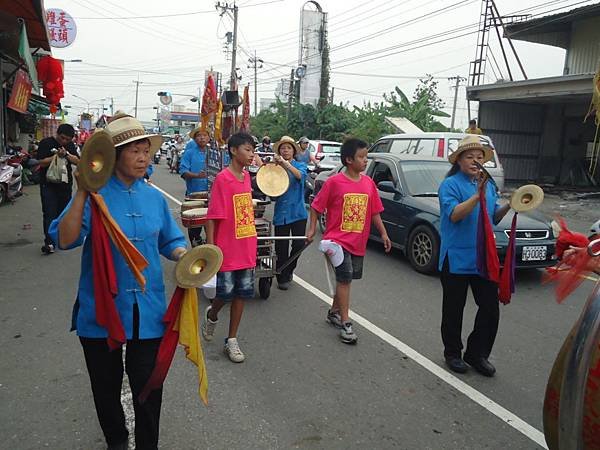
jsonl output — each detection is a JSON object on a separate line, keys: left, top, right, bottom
{"left": 201, "top": 305, "right": 218, "bottom": 341}
{"left": 340, "top": 321, "right": 358, "bottom": 345}
{"left": 224, "top": 337, "right": 245, "bottom": 363}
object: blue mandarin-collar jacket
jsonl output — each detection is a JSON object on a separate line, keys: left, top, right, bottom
{"left": 179, "top": 140, "right": 208, "bottom": 195}
{"left": 49, "top": 176, "right": 187, "bottom": 339}
{"left": 273, "top": 160, "right": 308, "bottom": 226}
{"left": 438, "top": 171, "right": 499, "bottom": 275}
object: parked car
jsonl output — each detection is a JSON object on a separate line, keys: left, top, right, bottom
{"left": 369, "top": 132, "right": 505, "bottom": 192}
{"left": 312, "top": 154, "right": 556, "bottom": 274}
{"left": 308, "top": 140, "right": 342, "bottom": 170}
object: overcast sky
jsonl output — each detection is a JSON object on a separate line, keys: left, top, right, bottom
{"left": 48, "top": 0, "right": 588, "bottom": 130}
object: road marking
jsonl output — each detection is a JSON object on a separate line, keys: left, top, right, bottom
{"left": 152, "top": 181, "right": 548, "bottom": 449}
{"left": 294, "top": 276, "right": 547, "bottom": 449}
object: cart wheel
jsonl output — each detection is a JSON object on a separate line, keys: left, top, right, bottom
{"left": 259, "top": 277, "right": 272, "bottom": 299}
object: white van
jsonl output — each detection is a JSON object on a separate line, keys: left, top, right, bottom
{"left": 369, "top": 132, "right": 505, "bottom": 191}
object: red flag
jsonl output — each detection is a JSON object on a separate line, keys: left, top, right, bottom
{"left": 201, "top": 75, "right": 218, "bottom": 117}
{"left": 91, "top": 199, "right": 126, "bottom": 350}
{"left": 240, "top": 85, "right": 250, "bottom": 132}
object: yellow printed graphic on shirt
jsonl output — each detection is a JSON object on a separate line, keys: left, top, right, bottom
{"left": 341, "top": 193, "right": 369, "bottom": 233}
{"left": 233, "top": 193, "right": 257, "bottom": 239}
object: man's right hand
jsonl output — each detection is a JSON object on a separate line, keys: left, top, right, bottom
{"left": 306, "top": 226, "right": 316, "bottom": 243}
{"left": 196, "top": 171, "right": 207, "bottom": 179}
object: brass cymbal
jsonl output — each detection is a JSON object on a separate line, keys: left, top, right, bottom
{"left": 175, "top": 244, "right": 223, "bottom": 289}
{"left": 256, "top": 163, "right": 289, "bottom": 197}
{"left": 78, "top": 129, "right": 116, "bottom": 192}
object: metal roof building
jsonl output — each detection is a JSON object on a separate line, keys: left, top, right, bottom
{"left": 467, "top": 4, "right": 599, "bottom": 186}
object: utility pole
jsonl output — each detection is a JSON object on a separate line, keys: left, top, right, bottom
{"left": 248, "top": 51, "right": 263, "bottom": 116}
{"left": 448, "top": 75, "right": 466, "bottom": 129}
{"left": 286, "top": 69, "right": 295, "bottom": 122}
{"left": 110, "top": 97, "right": 114, "bottom": 115}
{"left": 133, "top": 77, "right": 142, "bottom": 118}
{"left": 216, "top": 2, "right": 239, "bottom": 90}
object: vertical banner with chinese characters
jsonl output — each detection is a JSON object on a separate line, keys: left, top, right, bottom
{"left": 46, "top": 8, "right": 77, "bottom": 48}
{"left": 7, "top": 70, "right": 33, "bottom": 114}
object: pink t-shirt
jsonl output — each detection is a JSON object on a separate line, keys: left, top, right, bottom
{"left": 311, "top": 172, "right": 384, "bottom": 256}
{"left": 207, "top": 168, "right": 257, "bottom": 271}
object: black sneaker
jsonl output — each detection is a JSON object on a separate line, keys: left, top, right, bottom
{"left": 41, "top": 244, "right": 55, "bottom": 255}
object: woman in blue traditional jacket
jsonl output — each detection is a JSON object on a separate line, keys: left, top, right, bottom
{"left": 272, "top": 136, "right": 308, "bottom": 290}
{"left": 49, "top": 116, "right": 187, "bottom": 450}
{"left": 438, "top": 135, "right": 510, "bottom": 378}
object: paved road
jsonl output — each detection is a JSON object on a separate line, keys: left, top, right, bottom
{"left": 0, "top": 163, "right": 595, "bottom": 449}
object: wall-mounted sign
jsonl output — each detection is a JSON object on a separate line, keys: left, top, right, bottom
{"left": 7, "top": 69, "right": 32, "bottom": 114}
{"left": 46, "top": 8, "right": 77, "bottom": 48}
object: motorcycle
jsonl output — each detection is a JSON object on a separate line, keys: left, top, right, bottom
{"left": 0, "top": 155, "right": 23, "bottom": 205}
{"left": 153, "top": 150, "right": 161, "bottom": 164}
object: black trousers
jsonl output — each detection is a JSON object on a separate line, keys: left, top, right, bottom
{"left": 440, "top": 258, "right": 499, "bottom": 360}
{"left": 274, "top": 219, "right": 307, "bottom": 283}
{"left": 187, "top": 226, "right": 204, "bottom": 248}
{"left": 79, "top": 307, "right": 163, "bottom": 450}
{"left": 40, "top": 183, "right": 71, "bottom": 246}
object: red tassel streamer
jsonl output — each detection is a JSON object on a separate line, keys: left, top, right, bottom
{"left": 91, "top": 199, "right": 126, "bottom": 350}
{"left": 499, "top": 213, "right": 518, "bottom": 304}
{"left": 139, "top": 287, "right": 185, "bottom": 403}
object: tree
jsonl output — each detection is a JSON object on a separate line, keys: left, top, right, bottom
{"left": 413, "top": 74, "right": 445, "bottom": 112}
{"left": 383, "top": 86, "right": 450, "bottom": 132}
{"left": 349, "top": 102, "right": 394, "bottom": 145}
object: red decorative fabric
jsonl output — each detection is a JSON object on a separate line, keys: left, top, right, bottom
{"left": 138, "top": 287, "right": 184, "bottom": 403}
{"left": 91, "top": 199, "right": 126, "bottom": 350}
{"left": 476, "top": 188, "right": 500, "bottom": 283}
{"left": 499, "top": 213, "right": 518, "bottom": 304}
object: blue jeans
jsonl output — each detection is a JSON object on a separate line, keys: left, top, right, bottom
{"left": 216, "top": 269, "right": 255, "bottom": 301}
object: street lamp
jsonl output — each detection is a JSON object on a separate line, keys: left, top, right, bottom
{"left": 72, "top": 94, "right": 90, "bottom": 113}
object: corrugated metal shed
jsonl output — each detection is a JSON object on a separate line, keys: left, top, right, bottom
{"left": 565, "top": 17, "right": 600, "bottom": 74}
{"left": 479, "top": 102, "right": 544, "bottom": 182}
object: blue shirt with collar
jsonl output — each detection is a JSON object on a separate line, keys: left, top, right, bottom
{"left": 179, "top": 140, "right": 208, "bottom": 195}
{"left": 49, "top": 176, "right": 187, "bottom": 339}
{"left": 273, "top": 160, "right": 308, "bottom": 226}
{"left": 438, "top": 171, "right": 499, "bottom": 274}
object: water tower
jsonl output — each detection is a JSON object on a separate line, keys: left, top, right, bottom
{"left": 298, "top": 1, "right": 328, "bottom": 107}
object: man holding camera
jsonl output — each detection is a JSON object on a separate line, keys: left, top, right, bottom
{"left": 36, "top": 123, "right": 80, "bottom": 254}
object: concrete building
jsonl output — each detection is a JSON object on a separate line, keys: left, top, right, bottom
{"left": 467, "top": 4, "right": 599, "bottom": 186}
{"left": 298, "top": 1, "right": 327, "bottom": 107}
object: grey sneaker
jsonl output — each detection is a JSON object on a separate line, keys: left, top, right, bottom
{"left": 224, "top": 337, "right": 245, "bottom": 363}
{"left": 340, "top": 321, "right": 358, "bottom": 344}
{"left": 201, "top": 305, "right": 218, "bottom": 341}
{"left": 326, "top": 309, "right": 343, "bottom": 328}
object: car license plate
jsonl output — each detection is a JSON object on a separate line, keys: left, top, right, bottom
{"left": 522, "top": 246, "right": 547, "bottom": 261}
{"left": 328, "top": 156, "right": 339, "bottom": 161}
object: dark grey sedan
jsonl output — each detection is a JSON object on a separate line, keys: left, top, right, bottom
{"left": 313, "top": 154, "right": 557, "bottom": 274}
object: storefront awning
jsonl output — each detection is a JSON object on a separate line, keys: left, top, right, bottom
{"left": 0, "top": 0, "right": 50, "bottom": 58}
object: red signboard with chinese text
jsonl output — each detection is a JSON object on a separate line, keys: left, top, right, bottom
{"left": 7, "top": 70, "right": 32, "bottom": 114}
{"left": 46, "top": 8, "right": 77, "bottom": 48}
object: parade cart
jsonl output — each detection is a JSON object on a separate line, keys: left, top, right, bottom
{"left": 254, "top": 218, "right": 309, "bottom": 299}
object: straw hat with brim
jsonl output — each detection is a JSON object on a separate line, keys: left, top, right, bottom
{"left": 105, "top": 116, "right": 162, "bottom": 153}
{"left": 510, "top": 184, "right": 544, "bottom": 213}
{"left": 448, "top": 135, "right": 493, "bottom": 165}
{"left": 189, "top": 126, "right": 209, "bottom": 139}
{"left": 274, "top": 135, "right": 300, "bottom": 155}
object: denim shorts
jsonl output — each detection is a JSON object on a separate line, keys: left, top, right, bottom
{"left": 216, "top": 269, "right": 255, "bottom": 301}
{"left": 335, "top": 249, "right": 364, "bottom": 283}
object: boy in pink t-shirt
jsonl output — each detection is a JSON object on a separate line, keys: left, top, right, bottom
{"left": 307, "top": 138, "right": 391, "bottom": 344}
{"left": 203, "top": 133, "right": 257, "bottom": 363}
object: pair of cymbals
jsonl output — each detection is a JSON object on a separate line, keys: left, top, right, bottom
{"left": 78, "top": 129, "right": 116, "bottom": 192}
{"left": 175, "top": 244, "right": 223, "bottom": 289}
